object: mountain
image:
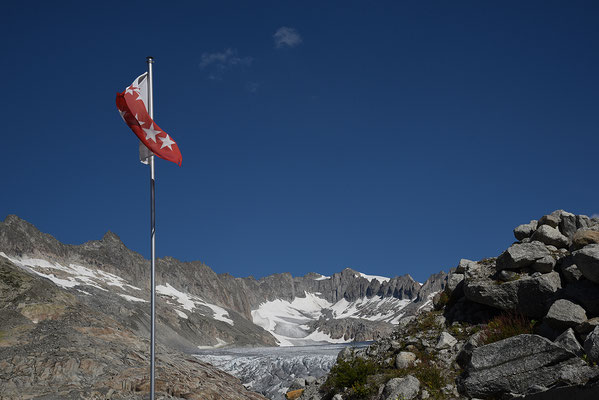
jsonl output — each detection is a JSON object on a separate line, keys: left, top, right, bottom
{"left": 0, "top": 215, "right": 447, "bottom": 350}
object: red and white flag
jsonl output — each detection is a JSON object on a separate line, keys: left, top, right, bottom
{"left": 116, "top": 73, "right": 182, "bottom": 166}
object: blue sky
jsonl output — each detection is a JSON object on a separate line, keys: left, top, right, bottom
{"left": 1, "top": 1, "right": 598, "bottom": 282}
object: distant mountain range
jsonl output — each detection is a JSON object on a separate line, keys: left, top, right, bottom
{"left": 0, "top": 215, "right": 447, "bottom": 350}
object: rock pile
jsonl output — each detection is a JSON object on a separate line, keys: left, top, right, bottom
{"left": 296, "top": 210, "right": 599, "bottom": 399}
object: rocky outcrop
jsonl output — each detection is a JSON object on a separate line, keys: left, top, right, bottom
{"left": 302, "top": 210, "right": 599, "bottom": 400}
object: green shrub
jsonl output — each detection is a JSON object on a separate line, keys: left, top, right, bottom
{"left": 480, "top": 312, "right": 534, "bottom": 345}
{"left": 325, "top": 357, "right": 379, "bottom": 398}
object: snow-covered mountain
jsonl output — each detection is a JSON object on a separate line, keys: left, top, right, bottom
{"left": 0, "top": 215, "right": 447, "bottom": 349}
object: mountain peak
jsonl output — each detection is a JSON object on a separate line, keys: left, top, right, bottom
{"left": 101, "top": 230, "right": 122, "bottom": 243}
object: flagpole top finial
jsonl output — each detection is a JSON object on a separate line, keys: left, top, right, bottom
{"left": 146, "top": 56, "right": 155, "bottom": 63}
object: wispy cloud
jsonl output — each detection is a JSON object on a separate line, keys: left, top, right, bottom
{"left": 273, "top": 27, "right": 302, "bottom": 48}
{"left": 245, "top": 81, "right": 261, "bottom": 93}
{"left": 199, "top": 48, "right": 253, "bottom": 79}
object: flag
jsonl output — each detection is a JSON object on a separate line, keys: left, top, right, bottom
{"left": 116, "top": 73, "right": 182, "bottom": 166}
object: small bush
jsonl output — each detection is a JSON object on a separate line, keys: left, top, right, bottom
{"left": 480, "top": 312, "right": 534, "bottom": 345}
{"left": 434, "top": 291, "right": 450, "bottom": 310}
{"left": 325, "top": 357, "right": 379, "bottom": 399}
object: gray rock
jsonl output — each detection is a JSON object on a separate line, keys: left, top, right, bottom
{"left": 383, "top": 375, "right": 420, "bottom": 400}
{"left": 539, "top": 213, "right": 560, "bottom": 228}
{"left": 532, "top": 255, "right": 556, "bottom": 273}
{"left": 446, "top": 273, "right": 464, "bottom": 293}
{"left": 577, "top": 215, "right": 592, "bottom": 230}
{"left": 436, "top": 332, "right": 458, "bottom": 349}
{"left": 304, "top": 376, "right": 317, "bottom": 385}
{"left": 457, "top": 331, "right": 484, "bottom": 368}
{"left": 464, "top": 268, "right": 562, "bottom": 318}
{"left": 514, "top": 220, "right": 538, "bottom": 241}
{"left": 288, "top": 378, "right": 306, "bottom": 390}
{"left": 584, "top": 326, "right": 599, "bottom": 363}
{"left": 559, "top": 212, "right": 578, "bottom": 238}
{"left": 573, "top": 244, "right": 599, "bottom": 284}
{"left": 496, "top": 241, "right": 551, "bottom": 270}
{"left": 395, "top": 351, "right": 417, "bottom": 369}
{"left": 456, "top": 259, "right": 475, "bottom": 273}
{"left": 545, "top": 299, "right": 587, "bottom": 330}
{"left": 459, "top": 334, "right": 595, "bottom": 398}
{"left": 562, "top": 264, "right": 583, "bottom": 283}
{"left": 554, "top": 328, "right": 584, "bottom": 356}
{"left": 498, "top": 269, "right": 518, "bottom": 282}
{"left": 332, "top": 395, "right": 343, "bottom": 400}
{"left": 531, "top": 225, "right": 570, "bottom": 249}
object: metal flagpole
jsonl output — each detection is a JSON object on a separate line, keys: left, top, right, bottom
{"left": 146, "top": 55, "right": 156, "bottom": 400}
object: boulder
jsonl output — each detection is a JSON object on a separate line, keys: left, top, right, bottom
{"left": 583, "top": 326, "right": 599, "bottom": 363}
{"left": 545, "top": 299, "right": 587, "bottom": 330}
{"left": 436, "top": 332, "right": 458, "bottom": 350}
{"left": 562, "top": 264, "right": 583, "bottom": 283}
{"left": 559, "top": 212, "right": 578, "bottom": 238}
{"left": 395, "top": 351, "right": 417, "bottom": 369}
{"left": 538, "top": 213, "right": 560, "bottom": 229}
{"left": 496, "top": 242, "right": 551, "bottom": 270}
{"left": 573, "top": 244, "right": 599, "bottom": 284}
{"left": 456, "top": 259, "right": 476, "bottom": 273}
{"left": 572, "top": 230, "right": 599, "bottom": 251}
{"left": 514, "top": 220, "right": 538, "bottom": 241}
{"left": 383, "top": 375, "right": 420, "bottom": 400}
{"left": 554, "top": 328, "right": 584, "bottom": 356}
{"left": 459, "top": 334, "right": 597, "bottom": 398}
{"left": 464, "top": 270, "right": 562, "bottom": 318}
{"left": 532, "top": 255, "right": 556, "bottom": 273}
{"left": 577, "top": 215, "right": 592, "bottom": 230}
{"left": 456, "top": 331, "right": 484, "bottom": 369}
{"left": 531, "top": 225, "right": 570, "bottom": 249}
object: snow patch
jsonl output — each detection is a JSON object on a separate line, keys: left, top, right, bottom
{"left": 357, "top": 272, "right": 391, "bottom": 283}
{"left": 119, "top": 294, "right": 148, "bottom": 303}
{"left": 197, "top": 338, "right": 228, "bottom": 349}
{"left": 156, "top": 283, "right": 234, "bottom": 325}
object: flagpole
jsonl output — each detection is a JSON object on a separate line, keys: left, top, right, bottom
{"left": 146, "top": 55, "right": 156, "bottom": 400}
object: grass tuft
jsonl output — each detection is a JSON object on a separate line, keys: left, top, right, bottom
{"left": 480, "top": 312, "right": 534, "bottom": 345}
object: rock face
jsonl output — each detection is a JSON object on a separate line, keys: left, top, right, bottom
{"left": 459, "top": 334, "right": 598, "bottom": 398}
{"left": 0, "top": 257, "right": 267, "bottom": 400}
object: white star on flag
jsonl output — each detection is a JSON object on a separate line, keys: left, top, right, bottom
{"left": 142, "top": 123, "right": 161, "bottom": 142}
{"left": 159, "top": 134, "right": 175, "bottom": 150}
{"left": 125, "top": 85, "right": 140, "bottom": 96}
{"left": 135, "top": 114, "right": 145, "bottom": 126}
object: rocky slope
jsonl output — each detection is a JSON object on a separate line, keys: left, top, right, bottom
{"left": 0, "top": 215, "right": 446, "bottom": 348}
{"left": 292, "top": 210, "right": 599, "bottom": 400}
{"left": 0, "top": 255, "right": 267, "bottom": 400}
